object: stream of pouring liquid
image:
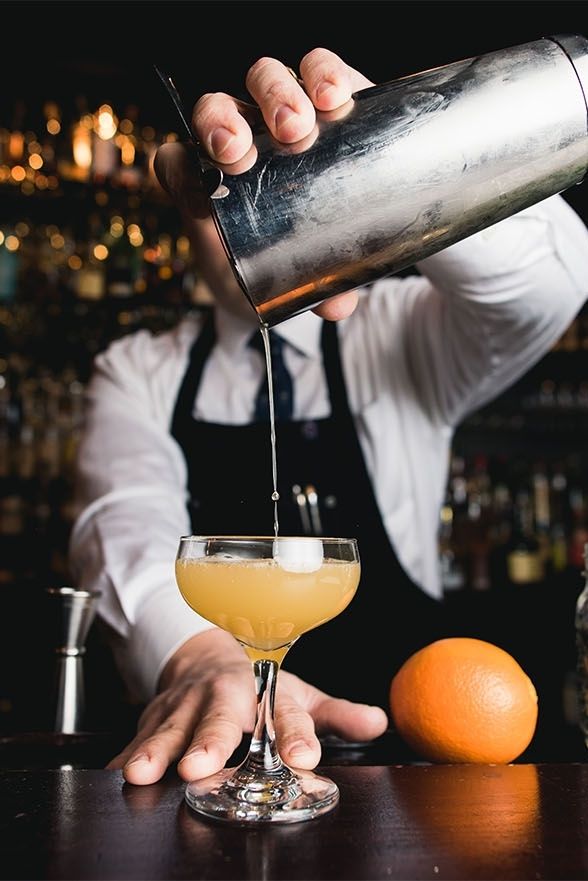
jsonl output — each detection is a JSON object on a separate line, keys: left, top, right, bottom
{"left": 258, "top": 323, "right": 280, "bottom": 538}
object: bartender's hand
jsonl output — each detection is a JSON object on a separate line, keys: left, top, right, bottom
{"left": 154, "top": 48, "right": 373, "bottom": 322}
{"left": 107, "top": 628, "right": 387, "bottom": 785}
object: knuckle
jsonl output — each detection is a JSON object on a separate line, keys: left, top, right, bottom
{"left": 246, "top": 58, "right": 300, "bottom": 105}
{"left": 246, "top": 56, "right": 278, "bottom": 85}
{"left": 300, "top": 47, "right": 337, "bottom": 71}
{"left": 202, "top": 715, "right": 243, "bottom": 740}
{"left": 192, "top": 93, "right": 233, "bottom": 131}
{"left": 158, "top": 718, "right": 186, "bottom": 736}
{"left": 146, "top": 719, "right": 189, "bottom": 750}
{"left": 301, "top": 47, "right": 330, "bottom": 66}
{"left": 300, "top": 48, "right": 347, "bottom": 86}
{"left": 277, "top": 703, "right": 314, "bottom": 733}
{"left": 194, "top": 92, "right": 220, "bottom": 114}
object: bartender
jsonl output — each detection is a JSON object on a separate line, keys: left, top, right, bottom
{"left": 69, "top": 47, "right": 588, "bottom": 785}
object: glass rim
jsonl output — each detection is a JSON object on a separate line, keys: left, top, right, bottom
{"left": 178, "top": 535, "right": 358, "bottom": 544}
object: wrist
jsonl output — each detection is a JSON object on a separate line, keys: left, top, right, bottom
{"left": 158, "top": 627, "right": 243, "bottom": 691}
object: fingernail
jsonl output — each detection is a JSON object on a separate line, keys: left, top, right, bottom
{"left": 316, "top": 81, "right": 337, "bottom": 100}
{"left": 179, "top": 748, "right": 205, "bottom": 763}
{"left": 288, "top": 741, "right": 313, "bottom": 759}
{"left": 274, "top": 105, "right": 297, "bottom": 131}
{"left": 209, "top": 127, "right": 235, "bottom": 160}
{"left": 125, "top": 754, "right": 149, "bottom": 767}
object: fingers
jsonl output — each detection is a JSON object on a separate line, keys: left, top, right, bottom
{"left": 107, "top": 693, "right": 201, "bottom": 785}
{"left": 191, "top": 91, "right": 254, "bottom": 166}
{"left": 298, "top": 47, "right": 372, "bottom": 110}
{"left": 177, "top": 705, "right": 248, "bottom": 782}
{"left": 108, "top": 676, "right": 389, "bottom": 785}
{"left": 192, "top": 62, "right": 314, "bottom": 164}
{"left": 274, "top": 672, "right": 389, "bottom": 767}
{"left": 193, "top": 48, "right": 373, "bottom": 166}
{"left": 313, "top": 291, "right": 359, "bottom": 322}
{"left": 153, "top": 141, "right": 209, "bottom": 219}
{"left": 312, "top": 697, "right": 389, "bottom": 743}
{"left": 245, "top": 57, "right": 316, "bottom": 144}
{"left": 273, "top": 694, "right": 323, "bottom": 770}
{"left": 108, "top": 657, "right": 256, "bottom": 785}
{"left": 274, "top": 697, "right": 388, "bottom": 770}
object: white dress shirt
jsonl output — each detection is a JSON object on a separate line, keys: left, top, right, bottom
{"left": 69, "top": 194, "right": 588, "bottom": 701}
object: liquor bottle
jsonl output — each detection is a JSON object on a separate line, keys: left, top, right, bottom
{"left": 92, "top": 104, "right": 119, "bottom": 183}
{"left": 487, "top": 478, "right": 513, "bottom": 589}
{"left": 532, "top": 462, "right": 552, "bottom": 575}
{"left": 441, "top": 454, "right": 469, "bottom": 592}
{"left": 105, "top": 226, "right": 139, "bottom": 301}
{"left": 466, "top": 454, "right": 493, "bottom": 592}
{"left": 0, "top": 237, "right": 20, "bottom": 302}
{"left": 438, "top": 495, "right": 466, "bottom": 595}
{"left": 40, "top": 100, "right": 61, "bottom": 178}
{"left": 74, "top": 215, "right": 107, "bottom": 304}
{"left": 115, "top": 104, "right": 142, "bottom": 190}
{"left": 69, "top": 115, "right": 93, "bottom": 183}
{"left": 505, "top": 488, "right": 545, "bottom": 587}
{"left": 550, "top": 466, "right": 569, "bottom": 574}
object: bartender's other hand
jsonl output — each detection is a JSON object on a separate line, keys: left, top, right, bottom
{"left": 107, "top": 628, "right": 388, "bottom": 785}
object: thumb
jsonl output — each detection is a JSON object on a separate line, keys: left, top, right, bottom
{"left": 153, "top": 141, "right": 210, "bottom": 219}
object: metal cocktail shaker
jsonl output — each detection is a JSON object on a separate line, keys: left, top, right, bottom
{"left": 205, "top": 34, "right": 588, "bottom": 326}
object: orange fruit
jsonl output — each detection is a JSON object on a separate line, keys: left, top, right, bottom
{"left": 389, "top": 637, "right": 538, "bottom": 763}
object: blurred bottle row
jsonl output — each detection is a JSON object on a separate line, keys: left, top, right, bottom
{"left": 0, "top": 358, "right": 83, "bottom": 587}
{"left": 0, "top": 96, "right": 173, "bottom": 193}
{"left": 0, "top": 95, "right": 210, "bottom": 596}
{"left": 0, "top": 214, "right": 205, "bottom": 371}
{"left": 0, "top": 94, "right": 212, "bottom": 361}
{"left": 438, "top": 452, "right": 588, "bottom": 595}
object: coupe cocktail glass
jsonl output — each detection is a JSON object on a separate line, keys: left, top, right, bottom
{"left": 175, "top": 535, "right": 360, "bottom": 823}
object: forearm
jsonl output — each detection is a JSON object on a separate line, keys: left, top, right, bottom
{"left": 69, "top": 492, "right": 213, "bottom": 701}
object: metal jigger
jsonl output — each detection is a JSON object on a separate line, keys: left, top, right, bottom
{"left": 46, "top": 586, "right": 101, "bottom": 734}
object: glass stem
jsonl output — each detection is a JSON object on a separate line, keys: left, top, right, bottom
{"left": 240, "top": 659, "right": 283, "bottom": 774}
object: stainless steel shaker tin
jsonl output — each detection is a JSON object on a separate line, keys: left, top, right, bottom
{"left": 209, "top": 34, "right": 588, "bottom": 326}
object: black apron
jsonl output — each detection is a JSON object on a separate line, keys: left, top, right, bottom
{"left": 170, "top": 310, "right": 448, "bottom": 710}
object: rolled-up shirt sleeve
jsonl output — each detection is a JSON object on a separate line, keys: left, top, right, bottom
{"left": 341, "top": 193, "right": 588, "bottom": 599}
{"left": 68, "top": 323, "right": 214, "bottom": 701}
{"left": 411, "top": 194, "right": 588, "bottom": 426}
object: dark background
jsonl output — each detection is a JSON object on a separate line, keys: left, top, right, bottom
{"left": 5, "top": 1, "right": 588, "bottom": 90}
{"left": 3, "top": 1, "right": 587, "bottom": 112}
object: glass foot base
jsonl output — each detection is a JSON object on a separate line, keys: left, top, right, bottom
{"left": 184, "top": 764, "right": 339, "bottom": 824}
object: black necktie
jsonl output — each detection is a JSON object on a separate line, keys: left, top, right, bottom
{"left": 249, "top": 330, "right": 294, "bottom": 422}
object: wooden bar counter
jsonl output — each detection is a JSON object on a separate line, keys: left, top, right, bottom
{"left": 2, "top": 758, "right": 588, "bottom": 880}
